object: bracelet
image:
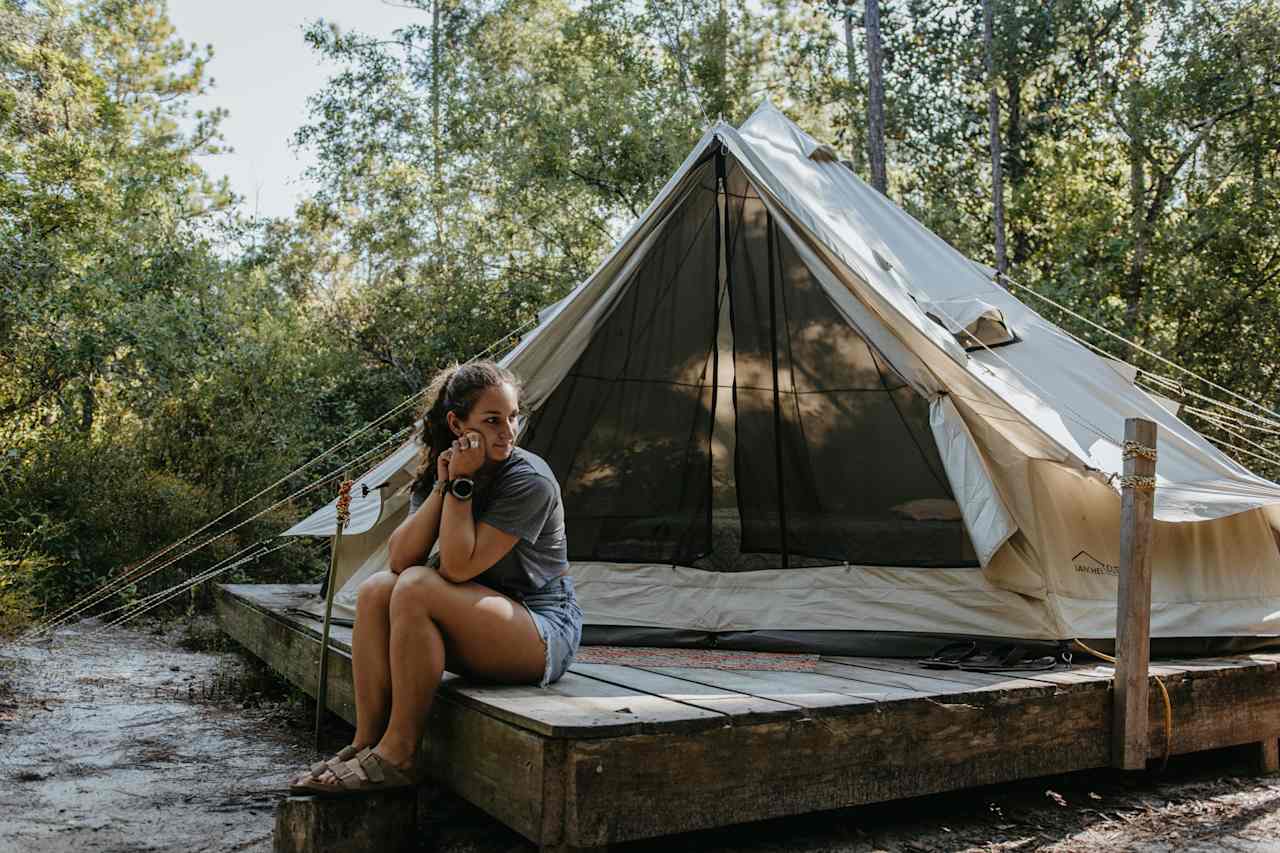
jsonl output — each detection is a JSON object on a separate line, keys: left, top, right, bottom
{"left": 432, "top": 479, "right": 450, "bottom": 495}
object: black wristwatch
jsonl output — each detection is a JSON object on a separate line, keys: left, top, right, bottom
{"left": 448, "top": 477, "right": 475, "bottom": 501}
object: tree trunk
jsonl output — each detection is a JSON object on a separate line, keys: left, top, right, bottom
{"left": 843, "top": 8, "right": 866, "bottom": 175}
{"left": 431, "top": 0, "right": 444, "bottom": 252}
{"left": 80, "top": 382, "right": 94, "bottom": 434}
{"left": 1004, "top": 75, "right": 1030, "bottom": 266}
{"left": 1124, "top": 0, "right": 1147, "bottom": 345}
{"left": 865, "top": 0, "right": 887, "bottom": 194}
{"left": 982, "top": 0, "right": 1007, "bottom": 279}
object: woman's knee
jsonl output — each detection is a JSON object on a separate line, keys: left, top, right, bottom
{"left": 356, "top": 570, "right": 399, "bottom": 612}
{"left": 389, "top": 564, "right": 443, "bottom": 615}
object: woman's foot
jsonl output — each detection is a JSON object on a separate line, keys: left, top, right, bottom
{"left": 290, "top": 743, "right": 375, "bottom": 788}
{"left": 304, "top": 746, "right": 417, "bottom": 793}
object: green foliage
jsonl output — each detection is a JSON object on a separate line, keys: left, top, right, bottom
{"left": 1, "top": 0, "right": 1278, "bottom": 627}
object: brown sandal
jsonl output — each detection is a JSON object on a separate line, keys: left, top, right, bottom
{"left": 291, "top": 747, "right": 419, "bottom": 797}
{"left": 289, "top": 744, "right": 362, "bottom": 792}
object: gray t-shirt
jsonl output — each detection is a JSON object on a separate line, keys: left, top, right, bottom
{"left": 409, "top": 447, "right": 568, "bottom": 595}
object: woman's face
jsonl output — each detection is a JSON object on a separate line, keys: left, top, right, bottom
{"left": 452, "top": 382, "right": 521, "bottom": 464}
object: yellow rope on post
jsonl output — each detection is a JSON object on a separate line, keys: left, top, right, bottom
{"left": 315, "top": 476, "right": 353, "bottom": 749}
{"left": 1074, "top": 638, "right": 1173, "bottom": 771}
{"left": 1122, "top": 440, "right": 1159, "bottom": 462}
{"left": 1120, "top": 442, "right": 1159, "bottom": 491}
{"left": 1119, "top": 474, "right": 1157, "bottom": 491}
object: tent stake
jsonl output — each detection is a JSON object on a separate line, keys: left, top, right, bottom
{"left": 315, "top": 475, "right": 353, "bottom": 749}
{"left": 1112, "top": 417, "right": 1157, "bottom": 770}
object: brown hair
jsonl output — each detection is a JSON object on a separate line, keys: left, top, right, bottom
{"left": 411, "top": 360, "right": 521, "bottom": 494}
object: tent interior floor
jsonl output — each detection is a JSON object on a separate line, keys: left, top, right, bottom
{"left": 216, "top": 582, "right": 1280, "bottom": 852}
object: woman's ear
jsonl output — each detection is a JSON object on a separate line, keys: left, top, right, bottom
{"left": 446, "top": 411, "right": 462, "bottom": 436}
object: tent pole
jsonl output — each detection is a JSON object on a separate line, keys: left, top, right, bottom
{"left": 765, "top": 212, "right": 790, "bottom": 571}
{"left": 315, "top": 476, "right": 353, "bottom": 749}
{"left": 711, "top": 148, "right": 725, "bottom": 551}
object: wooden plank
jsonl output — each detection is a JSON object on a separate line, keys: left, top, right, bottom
{"left": 425, "top": 694, "right": 549, "bottom": 844}
{"left": 569, "top": 663, "right": 799, "bottom": 722}
{"left": 445, "top": 672, "right": 725, "bottom": 739}
{"left": 822, "top": 656, "right": 1057, "bottom": 695}
{"left": 1115, "top": 417, "right": 1157, "bottom": 770}
{"left": 638, "top": 666, "right": 878, "bottom": 714}
{"left": 808, "top": 662, "right": 937, "bottom": 701}
{"left": 1158, "top": 656, "right": 1279, "bottom": 675}
{"left": 216, "top": 585, "right": 358, "bottom": 724}
{"left": 1244, "top": 653, "right": 1280, "bottom": 667}
{"left": 1147, "top": 660, "right": 1280, "bottom": 758}
{"left": 223, "top": 583, "right": 724, "bottom": 739}
{"left": 561, "top": 679, "right": 1114, "bottom": 847}
{"left": 222, "top": 583, "right": 356, "bottom": 651}
{"left": 827, "top": 654, "right": 1112, "bottom": 689}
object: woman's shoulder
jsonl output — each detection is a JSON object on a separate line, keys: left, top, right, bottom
{"left": 491, "top": 448, "right": 558, "bottom": 493}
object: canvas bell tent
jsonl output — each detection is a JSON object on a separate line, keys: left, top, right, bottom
{"left": 283, "top": 102, "right": 1280, "bottom": 655}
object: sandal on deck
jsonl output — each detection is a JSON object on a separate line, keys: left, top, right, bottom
{"left": 289, "top": 744, "right": 362, "bottom": 792}
{"left": 292, "top": 747, "right": 419, "bottom": 797}
{"left": 957, "top": 644, "right": 1057, "bottom": 673}
{"left": 918, "top": 640, "right": 979, "bottom": 669}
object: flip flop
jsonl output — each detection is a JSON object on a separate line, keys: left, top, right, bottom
{"left": 918, "top": 640, "right": 979, "bottom": 669}
{"left": 292, "top": 747, "right": 419, "bottom": 798}
{"left": 958, "top": 644, "right": 1057, "bottom": 672}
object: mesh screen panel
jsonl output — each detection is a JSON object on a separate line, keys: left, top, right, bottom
{"left": 723, "top": 166, "right": 977, "bottom": 567}
{"left": 520, "top": 161, "right": 721, "bottom": 563}
{"left": 520, "top": 155, "right": 976, "bottom": 568}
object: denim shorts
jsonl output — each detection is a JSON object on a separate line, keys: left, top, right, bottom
{"left": 514, "top": 575, "right": 583, "bottom": 687}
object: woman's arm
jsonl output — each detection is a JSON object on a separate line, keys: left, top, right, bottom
{"left": 387, "top": 486, "right": 445, "bottom": 573}
{"left": 388, "top": 448, "right": 456, "bottom": 573}
{"left": 435, "top": 430, "right": 523, "bottom": 583}
{"left": 437, "top": 493, "right": 519, "bottom": 583}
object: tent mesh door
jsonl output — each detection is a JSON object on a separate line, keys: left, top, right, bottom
{"left": 519, "top": 161, "right": 720, "bottom": 564}
{"left": 723, "top": 163, "right": 978, "bottom": 568}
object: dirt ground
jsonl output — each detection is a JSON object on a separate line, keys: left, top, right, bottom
{"left": 2, "top": 621, "right": 1279, "bottom": 853}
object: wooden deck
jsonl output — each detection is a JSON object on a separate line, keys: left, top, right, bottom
{"left": 217, "top": 583, "right": 1280, "bottom": 851}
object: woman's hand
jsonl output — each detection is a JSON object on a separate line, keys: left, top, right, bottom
{"left": 449, "top": 430, "right": 486, "bottom": 477}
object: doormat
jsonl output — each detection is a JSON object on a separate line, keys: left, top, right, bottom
{"left": 574, "top": 645, "right": 819, "bottom": 671}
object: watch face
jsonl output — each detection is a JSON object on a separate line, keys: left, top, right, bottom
{"left": 450, "top": 477, "right": 475, "bottom": 499}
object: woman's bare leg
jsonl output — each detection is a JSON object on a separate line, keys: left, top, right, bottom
{"left": 349, "top": 571, "right": 399, "bottom": 748}
{"left": 375, "top": 565, "right": 545, "bottom": 767}
{"left": 311, "top": 564, "right": 546, "bottom": 783}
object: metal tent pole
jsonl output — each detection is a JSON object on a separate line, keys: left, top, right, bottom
{"left": 765, "top": 212, "right": 789, "bottom": 571}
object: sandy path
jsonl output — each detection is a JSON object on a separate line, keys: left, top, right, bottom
{"left": 0, "top": 622, "right": 305, "bottom": 853}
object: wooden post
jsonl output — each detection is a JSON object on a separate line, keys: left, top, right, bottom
{"left": 315, "top": 476, "right": 353, "bottom": 749}
{"left": 1113, "top": 417, "right": 1157, "bottom": 770}
{"left": 274, "top": 791, "right": 417, "bottom": 853}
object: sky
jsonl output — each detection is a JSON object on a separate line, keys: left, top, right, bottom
{"left": 168, "top": 1, "right": 427, "bottom": 220}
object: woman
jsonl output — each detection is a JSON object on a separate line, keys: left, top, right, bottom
{"left": 292, "top": 361, "right": 581, "bottom": 795}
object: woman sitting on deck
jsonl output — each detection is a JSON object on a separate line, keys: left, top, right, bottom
{"left": 293, "top": 361, "right": 581, "bottom": 796}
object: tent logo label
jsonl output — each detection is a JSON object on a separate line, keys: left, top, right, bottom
{"left": 1071, "top": 550, "right": 1119, "bottom": 577}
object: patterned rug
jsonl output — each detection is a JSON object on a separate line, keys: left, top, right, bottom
{"left": 574, "top": 645, "right": 819, "bottom": 671}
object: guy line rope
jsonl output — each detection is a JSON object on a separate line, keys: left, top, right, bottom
{"left": 22, "top": 315, "right": 540, "bottom": 641}
{"left": 991, "top": 273, "right": 1280, "bottom": 471}
{"left": 25, "top": 425, "right": 412, "bottom": 640}
{"left": 79, "top": 428, "right": 407, "bottom": 637}
{"left": 1001, "top": 273, "right": 1280, "bottom": 428}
